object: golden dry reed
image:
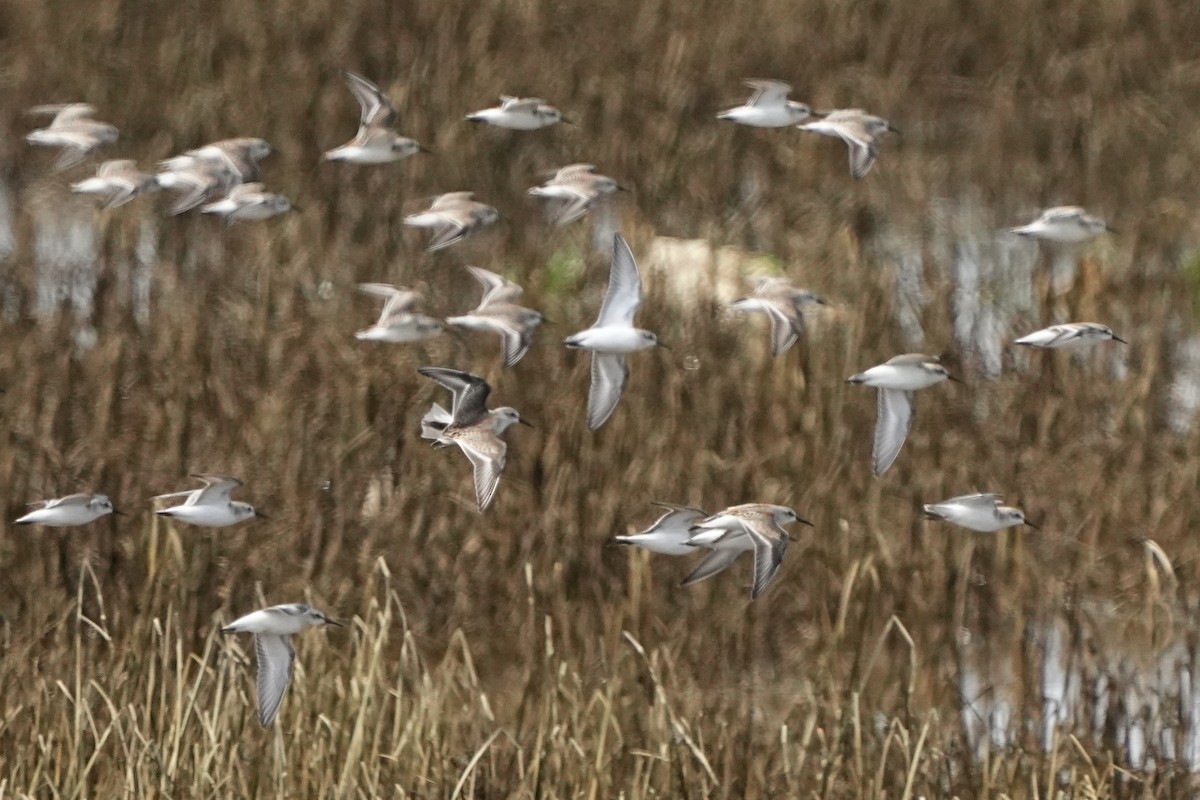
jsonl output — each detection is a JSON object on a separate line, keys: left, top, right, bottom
{"left": 2, "top": 0, "right": 1200, "bottom": 796}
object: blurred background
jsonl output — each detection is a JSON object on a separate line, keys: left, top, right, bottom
{"left": 2, "top": 0, "right": 1200, "bottom": 795}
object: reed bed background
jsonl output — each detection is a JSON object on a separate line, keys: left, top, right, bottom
{"left": 2, "top": 0, "right": 1200, "bottom": 796}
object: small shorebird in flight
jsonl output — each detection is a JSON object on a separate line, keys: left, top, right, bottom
{"left": 324, "top": 70, "right": 426, "bottom": 164}
{"left": 222, "top": 603, "right": 341, "bottom": 727}
{"left": 717, "top": 80, "right": 815, "bottom": 128}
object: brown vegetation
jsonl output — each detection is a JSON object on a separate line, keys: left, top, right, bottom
{"left": 2, "top": 0, "right": 1200, "bottom": 796}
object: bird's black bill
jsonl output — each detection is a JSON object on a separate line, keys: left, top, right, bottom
{"left": 518, "top": 418, "right": 534, "bottom": 428}
{"left": 254, "top": 510, "right": 270, "bottom": 519}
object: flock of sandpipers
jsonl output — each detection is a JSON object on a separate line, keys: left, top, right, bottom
{"left": 15, "top": 75, "right": 1122, "bottom": 726}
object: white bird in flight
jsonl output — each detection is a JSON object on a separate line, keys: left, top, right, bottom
{"left": 682, "top": 504, "right": 812, "bottom": 599}
{"left": 846, "top": 354, "right": 961, "bottom": 476}
{"left": 445, "top": 267, "right": 544, "bottom": 367}
{"left": 222, "top": 603, "right": 341, "bottom": 727}
{"left": 1013, "top": 322, "right": 1126, "bottom": 349}
{"left": 15, "top": 493, "right": 120, "bottom": 527}
{"left": 465, "top": 96, "right": 572, "bottom": 130}
{"left": 324, "top": 70, "right": 427, "bottom": 164}
{"left": 564, "top": 234, "right": 663, "bottom": 430}
{"left": 354, "top": 283, "right": 443, "bottom": 344}
{"left": 923, "top": 493, "right": 1038, "bottom": 533}
{"left": 154, "top": 474, "right": 265, "bottom": 527}
{"left": 1010, "top": 206, "right": 1116, "bottom": 244}
{"left": 798, "top": 109, "right": 899, "bottom": 179}
{"left": 26, "top": 103, "right": 119, "bottom": 170}
{"left": 717, "top": 80, "right": 815, "bottom": 128}
{"left": 611, "top": 502, "right": 708, "bottom": 555}
{"left": 728, "top": 276, "right": 828, "bottom": 357}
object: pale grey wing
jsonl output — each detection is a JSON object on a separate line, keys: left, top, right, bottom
{"left": 430, "top": 192, "right": 475, "bottom": 210}
{"left": 1042, "top": 207, "right": 1086, "bottom": 224}
{"left": 553, "top": 163, "right": 596, "bottom": 180}
{"left": 466, "top": 266, "right": 522, "bottom": 306}
{"left": 746, "top": 79, "right": 790, "bottom": 106}
{"left": 254, "top": 634, "right": 295, "bottom": 727}
{"left": 190, "top": 474, "right": 242, "bottom": 505}
{"left": 417, "top": 367, "right": 491, "bottom": 425}
{"left": 46, "top": 493, "right": 93, "bottom": 509}
{"left": 457, "top": 435, "right": 507, "bottom": 511}
{"left": 50, "top": 137, "right": 97, "bottom": 170}
{"left": 503, "top": 98, "right": 542, "bottom": 114}
{"left": 742, "top": 518, "right": 790, "bottom": 600}
{"left": 595, "top": 234, "right": 644, "bottom": 327}
{"left": 104, "top": 183, "right": 141, "bottom": 209}
{"left": 680, "top": 548, "right": 743, "bottom": 587}
{"left": 586, "top": 353, "right": 628, "bottom": 431}
{"left": 168, "top": 176, "right": 217, "bottom": 215}
{"left": 551, "top": 194, "right": 595, "bottom": 226}
{"left": 650, "top": 503, "right": 707, "bottom": 528}
{"left": 764, "top": 303, "right": 803, "bottom": 357}
{"left": 96, "top": 159, "right": 135, "bottom": 177}
{"left": 342, "top": 70, "right": 397, "bottom": 129}
{"left": 873, "top": 389, "right": 915, "bottom": 476}
{"left": 843, "top": 130, "right": 879, "bottom": 180}
{"left": 943, "top": 493, "right": 1003, "bottom": 507}
{"left": 426, "top": 218, "right": 469, "bottom": 252}
{"left": 496, "top": 321, "right": 535, "bottom": 368}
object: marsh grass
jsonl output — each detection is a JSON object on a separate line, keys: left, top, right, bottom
{"left": 3, "top": 0, "right": 1200, "bottom": 796}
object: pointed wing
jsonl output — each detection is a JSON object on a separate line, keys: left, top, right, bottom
{"left": 425, "top": 219, "right": 469, "bottom": 252}
{"left": 595, "top": 234, "right": 644, "bottom": 327}
{"left": 680, "top": 548, "right": 744, "bottom": 587}
{"left": 466, "top": 266, "right": 522, "bottom": 306}
{"left": 44, "top": 493, "right": 94, "bottom": 509}
{"left": 764, "top": 303, "right": 803, "bottom": 357}
{"left": 253, "top": 634, "right": 295, "bottom": 727}
{"left": 430, "top": 192, "right": 475, "bottom": 210}
{"left": 502, "top": 97, "right": 542, "bottom": 113}
{"left": 96, "top": 159, "right": 135, "bottom": 177}
{"left": 553, "top": 163, "right": 596, "bottom": 180}
{"left": 742, "top": 517, "right": 790, "bottom": 599}
{"left": 587, "top": 353, "right": 628, "bottom": 430}
{"left": 495, "top": 319, "right": 535, "bottom": 368}
{"left": 746, "top": 79, "right": 791, "bottom": 107}
{"left": 551, "top": 194, "right": 596, "bottom": 226}
{"left": 342, "top": 70, "right": 397, "bottom": 129}
{"left": 873, "top": 389, "right": 915, "bottom": 476}
{"left": 358, "top": 283, "right": 419, "bottom": 318}
{"left": 190, "top": 474, "right": 242, "bottom": 505}
{"left": 417, "top": 367, "right": 491, "bottom": 426}
{"left": 456, "top": 433, "right": 507, "bottom": 511}
{"left": 942, "top": 493, "right": 1003, "bottom": 507}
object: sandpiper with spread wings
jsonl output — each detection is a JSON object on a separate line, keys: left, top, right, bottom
{"left": 222, "top": 604, "right": 341, "bottom": 727}
{"left": 923, "top": 493, "right": 1039, "bottom": 533}
{"left": 354, "top": 283, "right": 443, "bottom": 343}
{"left": 404, "top": 192, "right": 499, "bottom": 252}
{"left": 157, "top": 137, "right": 272, "bottom": 214}
{"left": 1010, "top": 206, "right": 1116, "bottom": 243}
{"left": 70, "top": 159, "right": 160, "bottom": 209}
{"left": 527, "top": 164, "right": 625, "bottom": 226}
{"left": 728, "top": 277, "right": 827, "bottom": 357}
{"left": 798, "top": 109, "right": 898, "bottom": 179}
{"left": 846, "top": 354, "right": 961, "bottom": 476}
{"left": 15, "top": 493, "right": 120, "bottom": 527}
{"left": 717, "top": 80, "right": 815, "bottom": 127}
{"left": 445, "top": 267, "right": 544, "bottom": 367}
{"left": 465, "top": 96, "right": 572, "bottom": 129}
{"left": 153, "top": 474, "right": 265, "bottom": 527}
{"left": 682, "top": 504, "right": 812, "bottom": 599}
{"left": 417, "top": 367, "right": 530, "bottom": 511}
{"left": 612, "top": 503, "right": 707, "bottom": 556}
{"left": 564, "top": 234, "right": 662, "bottom": 430}
{"left": 26, "top": 103, "right": 119, "bottom": 170}
{"left": 1014, "top": 322, "right": 1126, "bottom": 349}
{"left": 200, "top": 182, "right": 293, "bottom": 225}
{"left": 324, "top": 70, "right": 426, "bottom": 163}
